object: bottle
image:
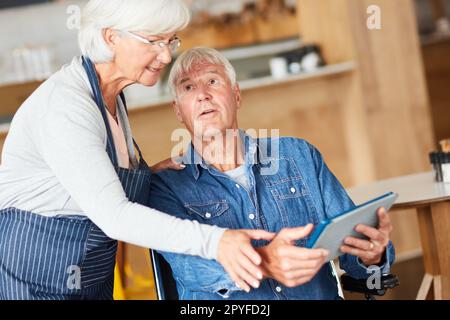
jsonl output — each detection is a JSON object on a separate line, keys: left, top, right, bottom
{"left": 285, "top": 49, "right": 303, "bottom": 74}
{"left": 442, "top": 152, "right": 450, "bottom": 183}
{"left": 429, "top": 152, "right": 442, "bottom": 182}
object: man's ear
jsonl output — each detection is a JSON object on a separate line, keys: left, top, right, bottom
{"left": 234, "top": 84, "right": 242, "bottom": 109}
{"left": 172, "top": 101, "right": 184, "bottom": 123}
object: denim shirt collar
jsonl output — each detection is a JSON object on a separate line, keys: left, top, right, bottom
{"left": 181, "top": 130, "right": 261, "bottom": 180}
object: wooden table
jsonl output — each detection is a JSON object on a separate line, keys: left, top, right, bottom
{"left": 347, "top": 172, "right": 450, "bottom": 300}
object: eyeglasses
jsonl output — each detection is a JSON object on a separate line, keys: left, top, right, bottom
{"left": 118, "top": 30, "right": 181, "bottom": 53}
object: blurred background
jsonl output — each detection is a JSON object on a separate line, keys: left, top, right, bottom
{"left": 0, "top": 0, "right": 449, "bottom": 300}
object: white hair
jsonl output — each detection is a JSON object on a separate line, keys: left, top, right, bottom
{"left": 168, "top": 47, "right": 237, "bottom": 99}
{"left": 78, "top": 0, "right": 190, "bottom": 63}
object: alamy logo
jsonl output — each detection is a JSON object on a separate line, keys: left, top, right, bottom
{"left": 367, "top": 5, "right": 382, "bottom": 30}
{"left": 366, "top": 265, "right": 381, "bottom": 290}
{"left": 66, "top": 5, "right": 81, "bottom": 30}
{"left": 67, "top": 265, "right": 81, "bottom": 290}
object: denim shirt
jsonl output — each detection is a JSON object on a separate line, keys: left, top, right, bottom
{"left": 148, "top": 133, "right": 395, "bottom": 300}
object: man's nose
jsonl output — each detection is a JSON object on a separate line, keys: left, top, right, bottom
{"left": 197, "top": 85, "right": 212, "bottom": 102}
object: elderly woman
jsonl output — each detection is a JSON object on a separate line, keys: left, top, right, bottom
{"left": 0, "top": 0, "right": 272, "bottom": 300}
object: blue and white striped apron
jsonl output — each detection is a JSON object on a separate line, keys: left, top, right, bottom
{"left": 0, "top": 57, "right": 152, "bottom": 300}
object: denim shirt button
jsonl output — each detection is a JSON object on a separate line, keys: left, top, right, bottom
{"left": 275, "top": 286, "right": 282, "bottom": 293}
{"left": 249, "top": 213, "right": 255, "bottom": 220}
{"left": 235, "top": 184, "right": 240, "bottom": 189}
{"left": 205, "top": 212, "right": 212, "bottom": 218}
{"left": 290, "top": 187, "right": 296, "bottom": 194}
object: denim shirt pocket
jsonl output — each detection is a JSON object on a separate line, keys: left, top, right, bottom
{"left": 260, "top": 157, "right": 320, "bottom": 246}
{"left": 184, "top": 200, "right": 238, "bottom": 229}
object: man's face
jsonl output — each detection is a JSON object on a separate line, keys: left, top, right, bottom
{"left": 173, "top": 63, "right": 241, "bottom": 139}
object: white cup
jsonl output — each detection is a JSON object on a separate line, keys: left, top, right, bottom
{"left": 270, "top": 57, "right": 288, "bottom": 79}
{"left": 301, "top": 52, "right": 321, "bottom": 73}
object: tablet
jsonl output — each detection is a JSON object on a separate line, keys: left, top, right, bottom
{"left": 306, "top": 192, "right": 398, "bottom": 261}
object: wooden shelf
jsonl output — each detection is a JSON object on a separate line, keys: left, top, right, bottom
{"left": 239, "top": 61, "right": 356, "bottom": 91}
{"left": 0, "top": 60, "right": 356, "bottom": 130}
{"left": 124, "top": 61, "right": 356, "bottom": 111}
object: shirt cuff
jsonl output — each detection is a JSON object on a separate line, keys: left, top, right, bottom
{"left": 351, "top": 248, "right": 392, "bottom": 279}
{"left": 356, "top": 254, "right": 390, "bottom": 274}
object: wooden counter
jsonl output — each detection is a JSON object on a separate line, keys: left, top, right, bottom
{"left": 349, "top": 172, "right": 450, "bottom": 299}
{"left": 0, "top": 81, "right": 42, "bottom": 117}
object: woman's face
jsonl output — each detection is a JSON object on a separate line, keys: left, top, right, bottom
{"left": 112, "top": 31, "right": 176, "bottom": 87}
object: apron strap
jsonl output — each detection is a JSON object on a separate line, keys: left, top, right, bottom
{"left": 118, "top": 91, "right": 146, "bottom": 165}
{"left": 82, "top": 56, "right": 119, "bottom": 167}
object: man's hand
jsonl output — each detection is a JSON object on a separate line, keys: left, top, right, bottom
{"left": 340, "top": 207, "right": 393, "bottom": 266}
{"left": 217, "top": 229, "right": 275, "bottom": 293}
{"left": 256, "top": 225, "right": 329, "bottom": 288}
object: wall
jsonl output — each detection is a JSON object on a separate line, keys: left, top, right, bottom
{"left": 422, "top": 39, "right": 450, "bottom": 143}
{"left": 0, "top": 1, "right": 84, "bottom": 84}
{"left": 297, "top": 0, "right": 435, "bottom": 180}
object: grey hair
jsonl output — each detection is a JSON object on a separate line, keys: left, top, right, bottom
{"left": 168, "top": 47, "right": 237, "bottom": 99}
{"left": 78, "top": 0, "right": 190, "bottom": 63}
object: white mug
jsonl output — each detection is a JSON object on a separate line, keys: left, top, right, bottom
{"left": 270, "top": 57, "right": 288, "bottom": 79}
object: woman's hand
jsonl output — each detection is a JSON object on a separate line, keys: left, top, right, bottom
{"left": 150, "top": 157, "right": 185, "bottom": 173}
{"left": 256, "top": 225, "right": 329, "bottom": 287}
{"left": 217, "top": 229, "right": 275, "bottom": 293}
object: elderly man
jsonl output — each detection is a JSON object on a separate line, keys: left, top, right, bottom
{"left": 148, "top": 47, "right": 395, "bottom": 300}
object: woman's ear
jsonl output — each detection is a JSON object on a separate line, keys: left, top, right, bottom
{"left": 103, "top": 28, "right": 118, "bottom": 49}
